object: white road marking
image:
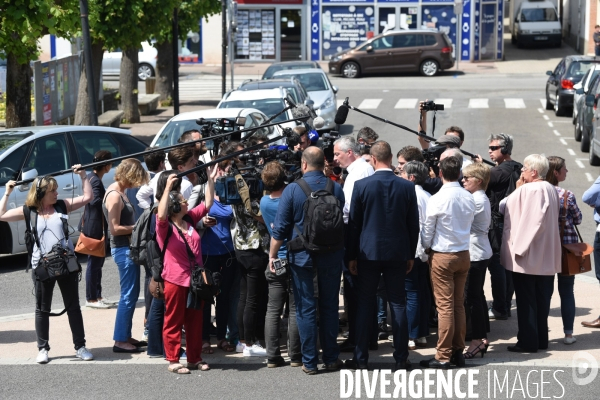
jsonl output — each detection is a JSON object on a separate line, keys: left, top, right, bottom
{"left": 567, "top": 148, "right": 576, "bottom": 156}
{"left": 560, "top": 138, "right": 567, "bottom": 145}
{"left": 468, "top": 98, "right": 489, "bottom": 108}
{"left": 575, "top": 160, "right": 585, "bottom": 168}
{"left": 548, "top": 122, "right": 554, "bottom": 127}
{"left": 537, "top": 108, "right": 544, "bottom": 113}
{"left": 539, "top": 99, "right": 546, "bottom": 108}
{"left": 553, "top": 130, "right": 561, "bottom": 136}
{"left": 383, "top": 90, "right": 390, "bottom": 92}
{"left": 395, "top": 98, "right": 418, "bottom": 109}
{"left": 543, "top": 115, "right": 550, "bottom": 120}
{"left": 358, "top": 99, "right": 382, "bottom": 109}
{"left": 434, "top": 98, "right": 453, "bottom": 108}
{"left": 586, "top": 173, "right": 594, "bottom": 182}
{"left": 504, "top": 98, "right": 526, "bottom": 108}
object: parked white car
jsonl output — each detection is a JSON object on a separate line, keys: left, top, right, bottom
{"left": 0, "top": 126, "right": 147, "bottom": 255}
{"left": 271, "top": 69, "right": 338, "bottom": 131}
{"left": 102, "top": 42, "right": 157, "bottom": 81}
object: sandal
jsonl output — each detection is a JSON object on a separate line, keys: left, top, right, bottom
{"left": 188, "top": 361, "right": 210, "bottom": 371}
{"left": 216, "top": 339, "right": 235, "bottom": 352}
{"left": 202, "top": 342, "right": 214, "bottom": 354}
{"left": 464, "top": 343, "right": 487, "bottom": 359}
{"left": 168, "top": 363, "right": 190, "bottom": 374}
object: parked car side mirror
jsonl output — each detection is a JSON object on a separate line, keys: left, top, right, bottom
{"left": 546, "top": 71, "right": 553, "bottom": 76}
{"left": 332, "top": 86, "right": 339, "bottom": 94}
{"left": 585, "top": 94, "right": 596, "bottom": 107}
{"left": 20, "top": 168, "right": 38, "bottom": 191}
{"left": 366, "top": 45, "right": 373, "bottom": 53}
{"left": 304, "top": 99, "right": 315, "bottom": 108}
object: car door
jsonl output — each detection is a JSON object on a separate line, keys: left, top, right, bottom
{"left": 547, "top": 59, "right": 565, "bottom": 102}
{"left": 390, "top": 33, "right": 423, "bottom": 72}
{"left": 16, "top": 134, "right": 77, "bottom": 244}
{"left": 103, "top": 49, "right": 122, "bottom": 75}
{"left": 358, "top": 37, "right": 396, "bottom": 73}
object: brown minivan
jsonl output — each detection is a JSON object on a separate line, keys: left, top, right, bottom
{"left": 328, "top": 30, "right": 455, "bottom": 78}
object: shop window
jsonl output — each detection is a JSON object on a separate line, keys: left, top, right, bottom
{"left": 235, "top": 9, "right": 275, "bottom": 60}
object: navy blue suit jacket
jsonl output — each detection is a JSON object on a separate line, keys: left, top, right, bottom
{"left": 78, "top": 172, "right": 107, "bottom": 239}
{"left": 348, "top": 170, "right": 419, "bottom": 262}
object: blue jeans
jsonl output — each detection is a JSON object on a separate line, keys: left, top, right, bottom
{"left": 111, "top": 246, "right": 140, "bottom": 342}
{"left": 147, "top": 297, "right": 165, "bottom": 357}
{"left": 405, "top": 259, "right": 431, "bottom": 339}
{"left": 290, "top": 256, "right": 342, "bottom": 370}
{"left": 85, "top": 255, "right": 105, "bottom": 301}
{"left": 557, "top": 274, "right": 575, "bottom": 335}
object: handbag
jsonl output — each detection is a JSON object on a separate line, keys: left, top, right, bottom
{"left": 149, "top": 277, "right": 165, "bottom": 299}
{"left": 75, "top": 208, "right": 106, "bottom": 258}
{"left": 560, "top": 191, "right": 593, "bottom": 276}
{"left": 35, "top": 243, "right": 71, "bottom": 282}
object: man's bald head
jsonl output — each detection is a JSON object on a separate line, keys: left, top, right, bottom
{"left": 370, "top": 141, "right": 393, "bottom": 163}
{"left": 302, "top": 146, "right": 325, "bottom": 171}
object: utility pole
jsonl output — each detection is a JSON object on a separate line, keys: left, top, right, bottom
{"left": 79, "top": 0, "right": 98, "bottom": 125}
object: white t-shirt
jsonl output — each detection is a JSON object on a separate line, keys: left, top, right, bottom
{"left": 30, "top": 212, "right": 73, "bottom": 269}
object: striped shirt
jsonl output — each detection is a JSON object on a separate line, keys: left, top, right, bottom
{"left": 556, "top": 186, "right": 583, "bottom": 244}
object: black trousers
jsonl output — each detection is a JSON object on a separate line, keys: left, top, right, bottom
{"left": 202, "top": 253, "right": 239, "bottom": 341}
{"left": 512, "top": 272, "right": 555, "bottom": 351}
{"left": 235, "top": 249, "right": 268, "bottom": 343}
{"left": 265, "top": 277, "right": 301, "bottom": 363}
{"left": 33, "top": 271, "right": 86, "bottom": 351}
{"left": 464, "top": 259, "right": 490, "bottom": 340}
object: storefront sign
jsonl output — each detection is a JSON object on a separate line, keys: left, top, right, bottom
{"left": 321, "top": 5, "right": 376, "bottom": 59}
{"left": 463, "top": 0, "right": 472, "bottom": 61}
{"left": 311, "top": 0, "right": 320, "bottom": 60}
{"left": 473, "top": 0, "right": 479, "bottom": 60}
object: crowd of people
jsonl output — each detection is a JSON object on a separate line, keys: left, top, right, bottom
{"left": 2, "top": 105, "right": 600, "bottom": 374}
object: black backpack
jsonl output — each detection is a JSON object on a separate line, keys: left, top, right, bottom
{"left": 129, "top": 206, "right": 156, "bottom": 267}
{"left": 287, "top": 178, "right": 344, "bottom": 254}
{"left": 23, "top": 200, "right": 69, "bottom": 272}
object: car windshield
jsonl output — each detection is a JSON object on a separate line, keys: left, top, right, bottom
{"left": 568, "top": 61, "right": 599, "bottom": 77}
{"left": 521, "top": 8, "right": 558, "bottom": 22}
{"left": 0, "top": 132, "right": 32, "bottom": 156}
{"left": 263, "top": 64, "right": 315, "bottom": 79}
{"left": 219, "top": 99, "right": 287, "bottom": 122}
{"left": 275, "top": 73, "right": 328, "bottom": 92}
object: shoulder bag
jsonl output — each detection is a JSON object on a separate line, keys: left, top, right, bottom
{"left": 75, "top": 207, "right": 106, "bottom": 258}
{"left": 560, "top": 190, "right": 593, "bottom": 275}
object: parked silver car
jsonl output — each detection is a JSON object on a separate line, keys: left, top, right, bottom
{"left": 102, "top": 42, "right": 157, "bottom": 81}
{"left": 0, "top": 126, "right": 147, "bottom": 255}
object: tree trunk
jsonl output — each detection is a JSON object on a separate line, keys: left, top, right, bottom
{"left": 74, "top": 42, "right": 104, "bottom": 125}
{"left": 5, "top": 53, "right": 32, "bottom": 128}
{"left": 155, "top": 40, "right": 173, "bottom": 101}
{"left": 120, "top": 47, "right": 140, "bottom": 123}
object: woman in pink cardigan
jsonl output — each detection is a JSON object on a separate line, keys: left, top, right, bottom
{"left": 500, "top": 154, "right": 561, "bottom": 353}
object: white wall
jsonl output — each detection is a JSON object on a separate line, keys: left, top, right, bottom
{"left": 203, "top": 14, "right": 224, "bottom": 65}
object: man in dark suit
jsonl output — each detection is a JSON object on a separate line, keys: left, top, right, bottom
{"left": 346, "top": 141, "right": 420, "bottom": 371}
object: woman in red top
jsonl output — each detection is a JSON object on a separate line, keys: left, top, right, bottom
{"left": 157, "top": 170, "right": 215, "bottom": 374}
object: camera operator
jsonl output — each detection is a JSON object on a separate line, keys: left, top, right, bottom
{"left": 473, "top": 134, "right": 522, "bottom": 321}
{"left": 179, "top": 129, "right": 210, "bottom": 163}
{"left": 417, "top": 101, "right": 472, "bottom": 169}
{"left": 396, "top": 146, "right": 444, "bottom": 195}
{"left": 357, "top": 127, "right": 379, "bottom": 151}
{"left": 332, "top": 137, "right": 375, "bottom": 353}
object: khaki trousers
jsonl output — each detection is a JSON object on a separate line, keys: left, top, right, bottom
{"left": 430, "top": 250, "right": 470, "bottom": 362}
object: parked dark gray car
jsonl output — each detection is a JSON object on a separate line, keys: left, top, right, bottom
{"left": 574, "top": 74, "right": 600, "bottom": 152}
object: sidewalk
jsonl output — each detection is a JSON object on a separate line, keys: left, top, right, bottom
{"left": 1, "top": 272, "right": 599, "bottom": 368}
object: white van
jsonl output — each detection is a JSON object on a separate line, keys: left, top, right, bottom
{"left": 511, "top": 0, "right": 562, "bottom": 48}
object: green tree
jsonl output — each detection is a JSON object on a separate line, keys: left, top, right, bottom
{"left": 0, "top": 0, "right": 79, "bottom": 127}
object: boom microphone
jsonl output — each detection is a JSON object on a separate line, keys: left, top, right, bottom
{"left": 334, "top": 105, "right": 349, "bottom": 125}
{"left": 313, "top": 117, "right": 325, "bottom": 129}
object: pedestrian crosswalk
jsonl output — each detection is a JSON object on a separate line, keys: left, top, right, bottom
{"left": 336, "top": 98, "right": 548, "bottom": 110}
{"left": 177, "top": 75, "right": 263, "bottom": 101}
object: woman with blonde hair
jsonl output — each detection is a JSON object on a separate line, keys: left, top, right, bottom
{"left": 0, "top": 165, "right": 93, "bottom": 364}
{"left": 103, "top": 158, "right": 150, "bottom": 353}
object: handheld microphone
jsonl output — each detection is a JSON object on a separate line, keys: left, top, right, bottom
{"left": 334, "top": 101, "right": 349, "bottom": 125}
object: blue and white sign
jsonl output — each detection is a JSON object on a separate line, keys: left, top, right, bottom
{"left": 473, "top": 0, "right": 479, "bottom": 60}
{"left": 311, "top": 0, "right": 320, "bottom": 60}
{"left": 377, "top": 0, "right": 417, "bottom": 3}
{"left": 321, "top": 5, "right": 375, "bottom": 59}
{"left": 462, "top": 0, "right": 472, "bottom": 61}
{"left": 497, "top": 0, "right": 503, "bottom": 59}
{"left": 321, "top": 0, "right": 373, "bottom": 3}
{"left": 421, "top": 5, "right": 457, "bottom": 55}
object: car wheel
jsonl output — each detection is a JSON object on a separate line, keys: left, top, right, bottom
{"left": 554, "top": 93, "right": 565, "bottom": 116}
{"left": 545, "top": 94, "right": 553, "bottom": 110}
{"left": 420, "top": 60, "right": 439, "bottom": 77}
{"left": 138, "top": 63, "right": 154, "bottom": 81}
{"left": 581, "top": 126, "right": 591, "bottom": 152}
{"left": 591, "top": 132, "right": 600, "bottom": 166}
{"left": 574, "top": 119, "right": 582, "bottom": 141}
{"left": 341, "top": 61, "right": 360, "bottom": 79}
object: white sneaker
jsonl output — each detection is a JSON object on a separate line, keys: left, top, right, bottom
{"left": 76, "top": 347, "right": 94, "bottom": 361}
{"left": 85, "top": 301, "right": 110, "bottom": 309}
{"left": 408, "top": 340, "right": 416, "bottom": 350}
{"left": 243, "top": 342, "right": 267, "bottom": 357}
{"left": 141, "top": 330, "right": 149, "bottom": 342}
{"left": 100, "top": 297, "right": 118, "bottom": 305}
{"left": 564, "top": 336, "right": 577, "bottom": 345}
{"left": 36, "top": 349, "right": 49, "bottom": 364}
{"left": 235, "top": 342, "right": 246, "bottom": 353}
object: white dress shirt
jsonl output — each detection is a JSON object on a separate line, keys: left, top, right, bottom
{"left": 415, "top": 184, "right": 432, "bottom": 262}
{"left": 470, "top": 190, "right": 492, "bottom": 261}
{"left": 342, "top": 157, "right": 374, "bottom": 224}
{"left": 421, "top": 181, "right": 475, "bottom": 252}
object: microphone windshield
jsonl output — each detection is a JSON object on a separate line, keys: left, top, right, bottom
{"left": 334, "top": 105, "right": 349, "bottom": 125}
{"left": 313, "top": 116, "right": 326, "bottom": 129}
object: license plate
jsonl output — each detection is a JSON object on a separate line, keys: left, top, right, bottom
{"left": 534, "top": 36, "right": 548, "bottom": 40}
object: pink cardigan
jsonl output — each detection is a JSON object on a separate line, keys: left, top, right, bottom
{"left": 500, "top": 181, "right": 561, "bottom": 276}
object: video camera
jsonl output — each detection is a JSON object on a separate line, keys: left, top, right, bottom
{"left": 321, "top": 130, "right": 340, "bottom": 162}
{"left": 421, "top": 144, "right": 447, "bottom": 176}
{"left": 196, "top": 117, "right": 245, "bottom": 155}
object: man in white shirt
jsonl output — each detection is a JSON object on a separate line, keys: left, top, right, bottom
{"left": 399, "top": 161, "right": 432, "bottom": 350}
{"left": 333, "top": 135, "right": 374, "bottom": 352}
{"left": 420, "top": 155, "right": 475, "bottom": 369}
